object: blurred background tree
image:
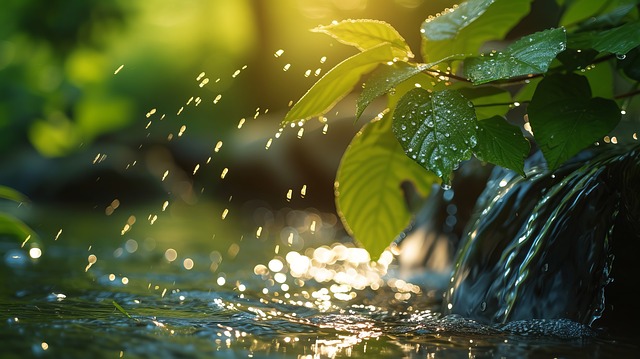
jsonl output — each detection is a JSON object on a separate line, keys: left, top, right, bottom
{"left": 0, "top": 0, "right": 466, "bottom": 209}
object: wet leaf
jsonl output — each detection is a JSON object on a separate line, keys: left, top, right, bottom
{"left": 312, "top": 19, "right": 413, "bottom": 59}
{"left": 568, "top": 20, "right": 640, "bottom": 55}
{"left": 474, "top": 116, "right": 530, "bottom": 176}
{"left": 421, "top": 0, "right": 531, "bottom": 63}
{"left": 336, "top": 115, "right": 438, "bottom": 259}
{"left": 283, "top": 43, "right": 394, "bottom": 125}
{"left": 356, "top": 62, "right": 439, "bottom": 119}
{"left": 464, "top": 28, "right": 567, "bottom": 84}
{"left": 528, "top": 73, "right": 621, "bottom": 169}
{"left": 392, "top": 88, "right": 477, "bottom": 185}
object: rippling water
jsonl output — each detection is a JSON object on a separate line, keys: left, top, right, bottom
{"left": 1, "top": 200, "right": 638, "bottom": 359}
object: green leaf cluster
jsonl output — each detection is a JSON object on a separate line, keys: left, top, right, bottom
{"left": 282, "top": 0, "right": 639, "bottom": 258}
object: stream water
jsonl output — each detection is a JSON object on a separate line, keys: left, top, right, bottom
{"left": 1, "top": 191, "right": 639, "bottom": 358}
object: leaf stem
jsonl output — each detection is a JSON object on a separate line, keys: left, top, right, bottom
{"left": 474, "top": 100, "right": 530, "bottom": 108}
{"left": 423, "top": 69, "right": 471, "bottom": 83}
{"left": 614, "top": 87, "right": 640, "bottom": 100}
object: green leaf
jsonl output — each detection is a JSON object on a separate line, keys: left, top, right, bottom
{"left": 464, "top": 28, "right": 567, "bottom": 84}
{"left": 0, "top": 185, "right": 29, "bottom": 203}
{"left": 392, "top": 88, "right": 477, "bottom": 185}
{"left": 474, "top": 116, "right": 530, "bottom": 176}
{"left": 282, "top": 43, "right": 394, "bottom": 125}
{"left": 0, "top": 214, "right": 39, "bottom": 244}
{"left": 336, "top": 115, "right": 438, "bottom": 259}
{"left": 577, "top": 1, "right": 638, "bottom": 30}
{"left": 618, "top": 46, "right": 640, "bottom": 81}
{"left": 421, "top": 0, "right": 531, "bottom": 63}
{"left": 568, "top": 20, "right": 640, "bottom": 55}
{"left": 559, "top": 0, "right": 608, "bottom": 27}
{"left": 357, "top": 62, "right": 425, "bottom": 119}
{"left": 312, "top": 19, "right": 414, "bottom": 59}
{"left": 458, "top": 86, "right": 512, "bottom": 120}
{"left": 527, "top": 73, "right": 621, "bottom": 169}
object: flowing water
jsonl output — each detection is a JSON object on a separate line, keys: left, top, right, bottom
{"left": 1, "top": 192, "right": 639, "bottom": 358}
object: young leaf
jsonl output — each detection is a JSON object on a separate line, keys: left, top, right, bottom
{"left": 464, "top": 28, "right": 567, "bottom": 84}
{"left": 527, "top": 73, "right": 621, "bottom": 169}
{"left": 568, "top": 20, "right": 640, "bottom": 55}
{"left": 421, "top": 0, "right": 531, "bottom": 63}
{"left": 312, "top": 19, "right": 413, "bottom": 59}
{"left": 474, "top": 116, "right": 530, "bottom": 176}
{"left": 336, "top": 115, "right": 438, "bottom": 259}
{"left": 282, "top": 43, "right": 394, "bottom": 125}
{"left": 392, "top": 88, "right": 477, "bottom": 185}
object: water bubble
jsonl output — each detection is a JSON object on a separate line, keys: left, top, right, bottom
{"left": 214, "top": 94, "right": 222, "bottom": 104}
{"left": 265, "top": 138, "right": 273, "bottom": 149}
{"left": 220, "top": 168, "right": 229, "bottom": 179}
{"left": 616, "top": 53, "right": 626, "bottom": 60}
{"left": 320, "top": 56, "right": 327, "bottom": 63}
{"left": 199, "top": 78, "right": 209, "bottom": 87}
{"left": 214, "top": 141, "right": 223, "bottom": 152}
{"left": 304, "top": 69, "right": 311, "bottom": 77}
{"left": 480, "top": 301, "right": 487, "bottom": 311}
{"left": 114, "top": 64, "right": 124, "bottom": 75}
{"left": 283, "top": 64, "right": 291, "bottom": 71}
{"left": 274, "top": 49, "right": 284, "bottom": 57}
{"left": 237, "top": 118, "right": 246, "bottom": 129}
{"left": 314, "top": 68, "right": 322, "bottom": 76}
{"left": 196, "top": 72, "right": 205, "bottom": 81}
